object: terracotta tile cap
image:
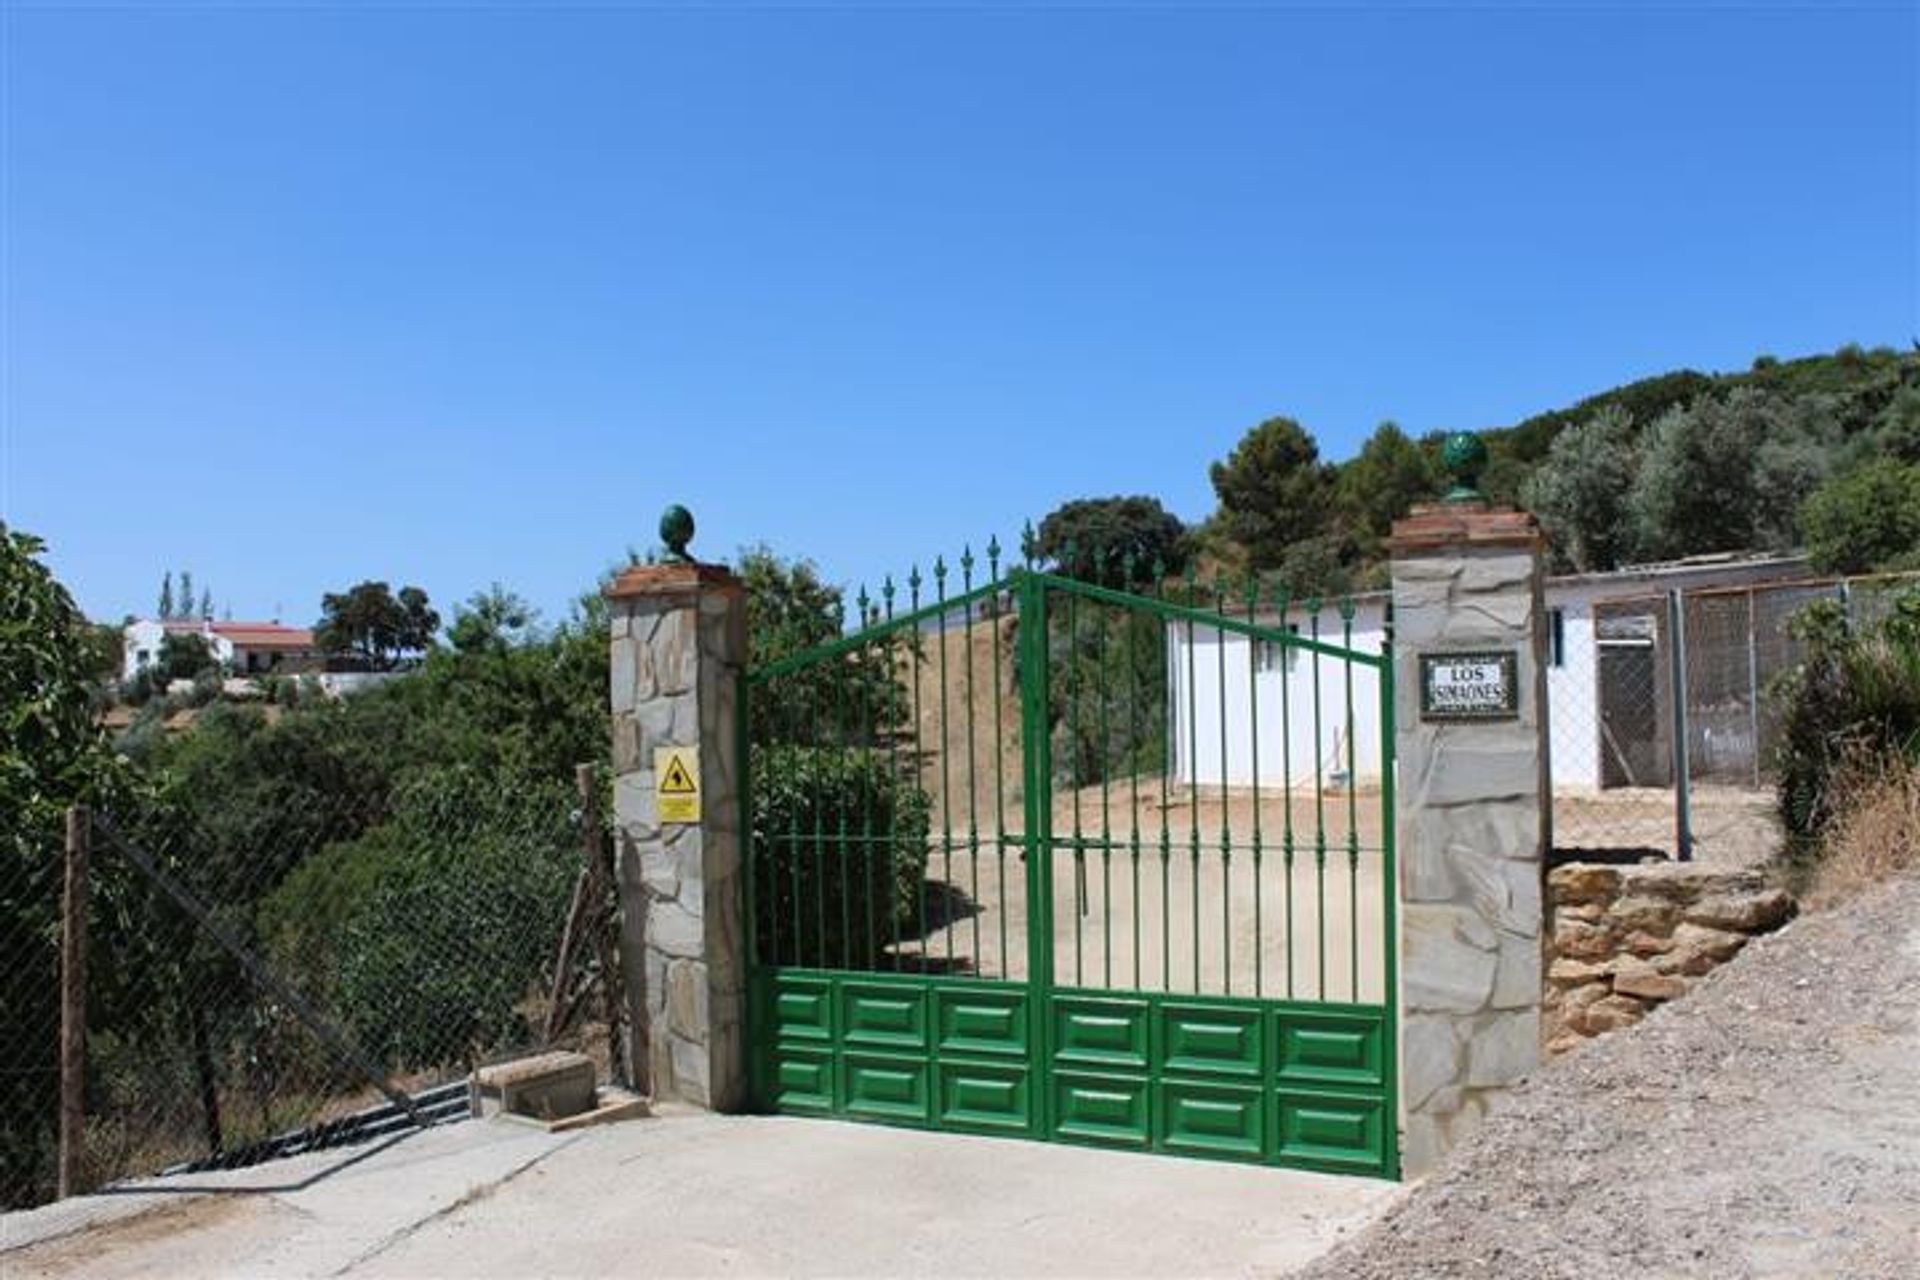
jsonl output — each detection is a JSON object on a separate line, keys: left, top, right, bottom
{"left": 1389, "top": 502, "right": 1545, "bottom": 553}
{"left": 604, "top": 561, "right": 743, "bottom": 598}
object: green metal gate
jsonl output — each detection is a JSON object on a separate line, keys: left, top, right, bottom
{"left": 742, "top": 542, "right": 1398, "bottom": 1178}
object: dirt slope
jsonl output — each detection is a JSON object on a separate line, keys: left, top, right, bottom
{"left": 1297, "top": 874, "right": 1920, "bottom": 1280}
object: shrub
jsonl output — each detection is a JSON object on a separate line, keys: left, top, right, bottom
{"left": 185, "top": 667, "right": 225, "bottom": 708}
{"left": 1048, "top": 607, "right": 1168, "bottom": 789}
{"left": 749, "top": 744, "right": 932, "bottom": 968}
{"left": 1773, "top": 587, "right": 1920, "bottom": 874}
{"left": 258, "top": 769, "right": 577, "bottom": 1070}
{"left": 1804, "top": 758, "right": 1920, "bottom": 907}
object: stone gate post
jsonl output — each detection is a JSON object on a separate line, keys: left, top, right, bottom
{"left": 605, "top": 507, "right": 749, "bottom": 1109}
{"left": 1389, "top": 435, "right": 1550, "bottom": 1174}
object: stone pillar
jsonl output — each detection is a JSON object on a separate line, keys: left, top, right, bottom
{"left": 1388, "top": 447, "right": 1550, "bottom": 1175}
{"left": 605, "top": 523, "right": 748, "bottom": 1110}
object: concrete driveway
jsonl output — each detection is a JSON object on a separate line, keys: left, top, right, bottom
{"left": 3, "top": 1111, "right": 1399, "bottom": 1278}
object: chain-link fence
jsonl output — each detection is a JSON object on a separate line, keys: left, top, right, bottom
{"left": 1549, "top": 570, "right": 1920, "bottom": 864}
{"left": 1, "top": 765, "right": 622, "bottom": 1213}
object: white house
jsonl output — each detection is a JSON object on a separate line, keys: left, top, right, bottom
{"left": 1169, "top": 552, "right": 1816, "bottom": 793}
{"left": 123, "top": 618, "right": 322, "bottom": 680}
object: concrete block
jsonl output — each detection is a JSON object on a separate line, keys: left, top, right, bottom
{"left": 471, "top": 1052, "right": 597, "bottom": 1122}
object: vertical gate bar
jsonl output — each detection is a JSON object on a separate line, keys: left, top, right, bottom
{"left": 962, "top": 549, "right": 982, "bottom": 975}
{"left": 1019, "top": 569, "right": 1055, "bottom": 1132}
{"left": 869, "top": 593, "right": 887, "bottom": 970}
{"left": 1215, "top": 577, "right": 1232, "bottom": 996}
{"left": 1067, "top": 579, "right": 1084, "bottom": 986}
{"left": 909, "top": 566, "right": 927, "bottom": 971}
{"left": 1245, "top": 572, "right": 1264, "bottom": 999}
{"left": 1343, "top": 598, "right": 1360, "bottom": 1001}
{"left": 935, "top": 557, "right": 954, "bottom": 966}
{"left": 1277, "top": 583, "right": 1296, "bottom": 999}
{"left": 789, "top": 676, "right": 805, "bottom": 966}
{"left": 1098, "top": 591, "right": 1114, "bottom": 989}
{"left": 812, "top": 669, "right": 828, "bottom": 968}
{"left": 1158, "top": 562, "right": 1174, "bottom": 993}
{"left": 884, "top": 578, "right": 903, "bottom": 966}
{"left": 1128, "top": 556, "right": 1144, "bottom": 992}
{"left": 989, "top": 543, "right": 1010, "bottom": 978}
{"left": 1378, "top": 640, "right": 1401, "bottom": 1179}
{"left": 838, "top": 605, "right": 853, "bottom": 972}
{"left": 856, "top": 589, "right": 875, "bottom": 971}
{"left": 1310, "top": 600, "right": 1327, "bottom": 1000}
{"left": 1185, "top": 568, "right": 1202, "bottom": 994}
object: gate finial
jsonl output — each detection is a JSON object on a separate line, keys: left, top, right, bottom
{"left": 659, "top": 504, "right": 696, "bottom": 563}
{"left": 1440, "top": 431, "right": 1490, "bottom": 505}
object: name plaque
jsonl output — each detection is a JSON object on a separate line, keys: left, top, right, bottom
{"left": 1418, "top": 650, "right": 1520, "bottom": 721}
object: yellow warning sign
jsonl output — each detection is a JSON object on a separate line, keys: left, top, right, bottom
{"left": 655, "top": 747, "right": 701, "bottom": 823}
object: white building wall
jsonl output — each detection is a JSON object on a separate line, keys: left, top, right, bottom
{"left": 121, "top": 620, "right": 235, "bottom": 680}
{"left": 1544, "top": 590, "right": 1602, "bottom": 791}
{"left": 1168, "top": 555, "right": 1824, "bottom": 799}
{"left": 1169, "top": 603, "right": 1389, "bottom": 789}
{"left": 123, "top": 620, "right": 168, "bottom": 681}
{"left": 1166, "top": 589, "right": 1600, "bottom": 792}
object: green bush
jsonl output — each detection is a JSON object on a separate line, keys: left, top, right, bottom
{"left": 1801, "top": 459, "right": 1920, "bottom": 574}
{"left": 1773, "top": 588, "right": 1920, "bottom": 864}
{"left": 0, "top": 527, "right": 130, "bottom": 1206}
{"left": 258, "top": 769, "right": 577, "bottom": 1069}
{"left": 750, "top": 745, "right": 932, "bottom": 969}
{"left": 1048, "top": 606, "right": 1168, "bottom": 788}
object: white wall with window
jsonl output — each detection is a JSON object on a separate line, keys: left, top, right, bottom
{"left": 1169, "top": 601, "right": 1390, "bottom": 789}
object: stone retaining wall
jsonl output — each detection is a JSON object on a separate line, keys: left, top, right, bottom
{"left": 1545, "top": 862, "right": 1794, "bottom": 1053}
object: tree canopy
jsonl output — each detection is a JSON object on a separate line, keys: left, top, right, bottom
{"left": 1206, "top": 416, "right": 1334, "bottom": 573}
{"left": 315, "top": 581, "right": 440, "bottom": 670}
{"left": 1801, "top": 460, "right": 1920, "bottom": 575}
{"left": 1033, "top": 496, "right": 1188, "bottom": 587}
{"left": 1186, "top": 344, "right": 1917, "bottom": 584}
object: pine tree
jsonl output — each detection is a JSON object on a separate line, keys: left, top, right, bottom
{"left": 158, "top": 572, "right": 174, "bottom": 620}
{"left": 199, "top": 588, "right": 212, "bottom": 619}
{"left": 177, "top": 571, "right": 194, "bottom": 620}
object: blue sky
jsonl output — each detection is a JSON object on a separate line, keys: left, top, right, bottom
{"left": 4, "top": 1, "right": 1915, "bottom": 628}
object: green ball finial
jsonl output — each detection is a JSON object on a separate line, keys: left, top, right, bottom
{"left": 659, "top": 504, "right": 696, "bottom": 562}
{"left": 1440, "top": 431, "right": 1489, "bottom": 505}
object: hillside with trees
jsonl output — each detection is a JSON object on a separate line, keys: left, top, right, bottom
{"left": 1148, "top": 343, "right": 1920, "bottom": 594}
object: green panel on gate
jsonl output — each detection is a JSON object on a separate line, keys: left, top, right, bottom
{"left": 1052, "top": 1071, "right": 1151, "bottom": 1147}
{"left": 1275, "top": 1088, "right": 1387, "bottom": 1173}
{"left": 1159, "top": 1080, "right": 1265, "bottom": 1159}
{"left": 772, "top": 976, "right": 833, "bottom": 1043}
{"left": 770, "top": 1048, "right": 833, "bottom": 1111}
{"left": 938, "top": 1060, "right": 1031, "bottom": 1133}
{"left": 1159, "top": 1002, "right": 1263, "bottom": 1079}
{"left": 1051, "top": 995, "right": 1150, "bottom": 1071}
{"left": 936, "top": 987, "right": 1028, "bottom": 1058}
{"left": 840, "top": 983, "right": 929, "bottom": 1051}
{"left": 1274, "top": 1008, "right": 1385, "bottom": 1088}
{"left": 843, "top": 1053, "right": 931, "bottom": 1122}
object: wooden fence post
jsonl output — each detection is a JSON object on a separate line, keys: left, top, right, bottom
{"left": 59, "top": 804, "right": 90, "bottom": 1199}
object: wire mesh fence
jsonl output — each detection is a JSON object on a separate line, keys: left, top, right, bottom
{"left": 1549, "top": 570, "right": 1920, "bottom": 864}
{"left": 1, "top": 765, "right": 620, "bottom": 1212}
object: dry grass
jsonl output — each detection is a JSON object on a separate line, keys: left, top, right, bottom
{"left": 1807, "top": 759, "right": 1920, "bottom": 908}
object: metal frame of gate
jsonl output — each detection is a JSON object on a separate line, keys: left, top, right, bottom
{"left": 741, "top": 547, "right": 1398, "bottom": 1179}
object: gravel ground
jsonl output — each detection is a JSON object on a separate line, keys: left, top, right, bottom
{"left": 1299, "top": 873, "right": 1920, "bottom": 1280}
